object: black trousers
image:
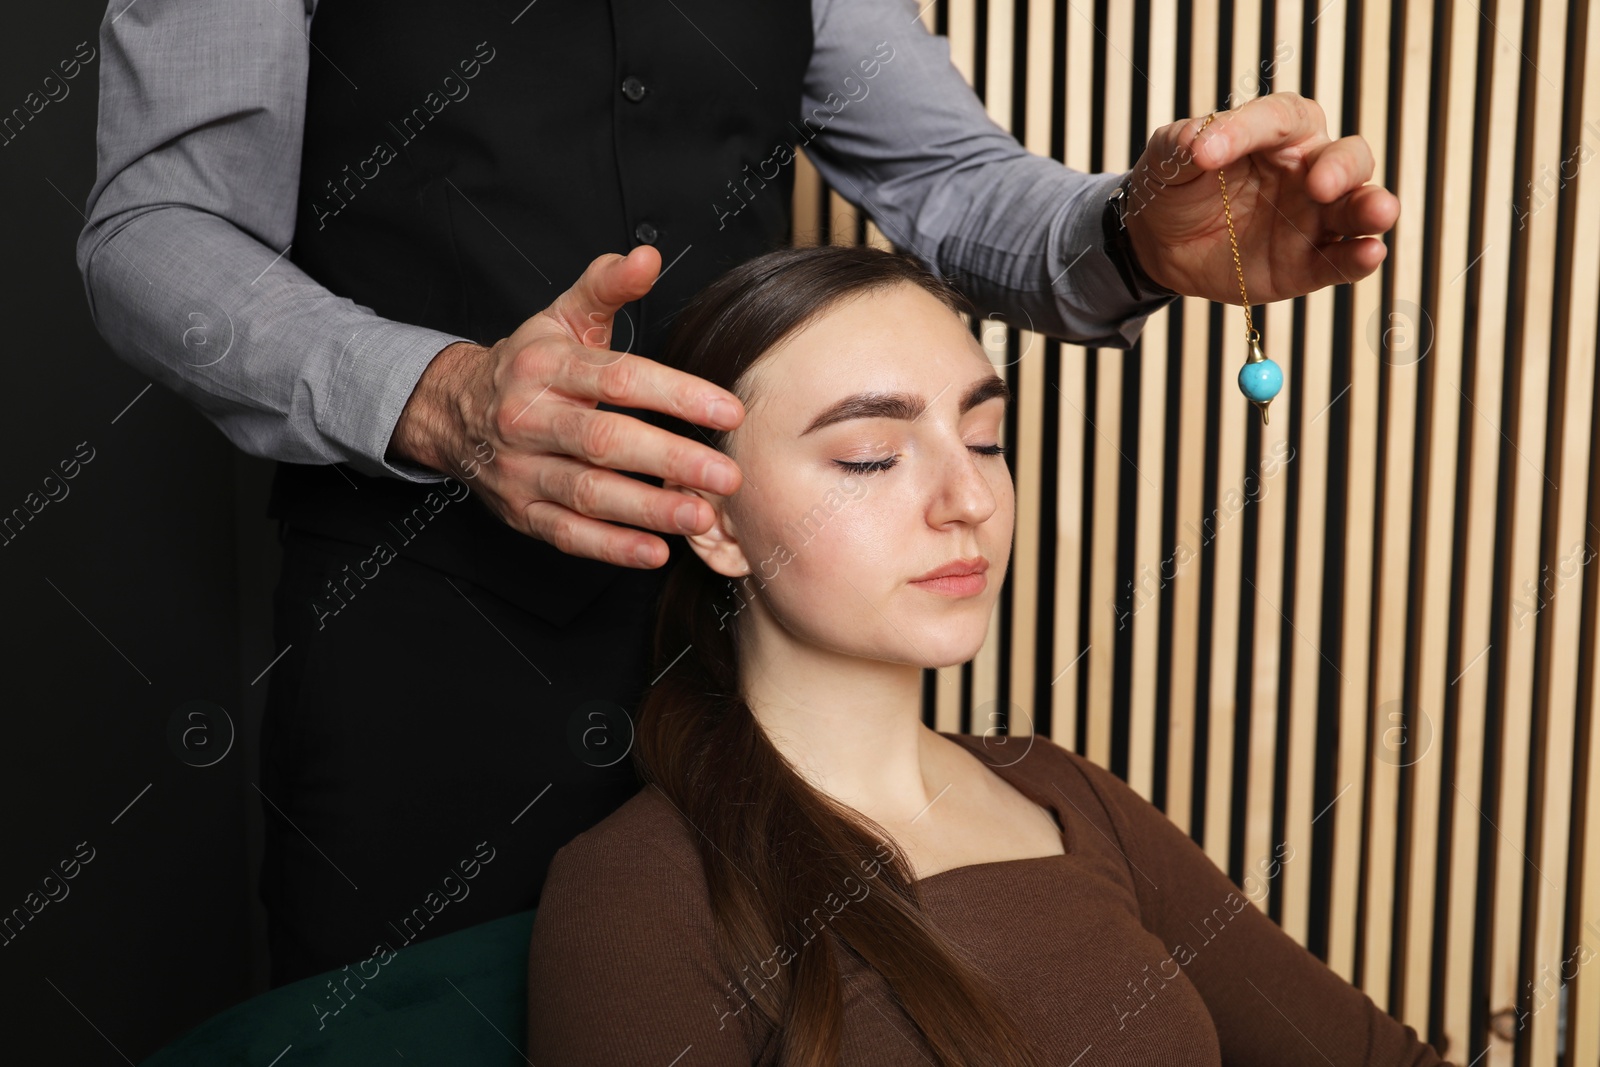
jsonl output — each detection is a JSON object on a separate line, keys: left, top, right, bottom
{"left": 258, "top": 523, "right": 661, "bottom": 987}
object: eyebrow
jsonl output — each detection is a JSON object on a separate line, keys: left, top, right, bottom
{"left": 799, "top": 375, "right": 1012, "bottom": 436}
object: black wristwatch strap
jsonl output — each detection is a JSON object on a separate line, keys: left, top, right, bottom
{"left": 1102, "top": 175, "right": 1172, "bottom": 301}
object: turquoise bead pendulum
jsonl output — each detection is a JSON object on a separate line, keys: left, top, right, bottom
{"left": 1195, "top": 109, "right": 1285, "bottom": 426}
{"left": 1237, "top": 328, "right": 1283, "bottom": 425}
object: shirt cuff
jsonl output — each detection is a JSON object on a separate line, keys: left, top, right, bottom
{"left": 1053, "top": 170, "right": 1180, "bottom": 348}
{"left": 325, "top": 321, "right": 479, "bottom": 483}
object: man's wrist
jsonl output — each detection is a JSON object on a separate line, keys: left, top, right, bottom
{"left": 1123, "top": 201, "right": 1177, "bottom": 297}
{"left": 387, "top": 340, "right": 483, "bottom": 475}
{"left": 1103, "top": 174, "right": 1178, "bottom": 299}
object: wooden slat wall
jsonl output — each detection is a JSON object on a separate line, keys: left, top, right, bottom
{"left": 1570, "top": 16, "right": 1600, "bottom": 1067}
{"left": 791, "top": 2, "right": 1599, "bottom": 1065}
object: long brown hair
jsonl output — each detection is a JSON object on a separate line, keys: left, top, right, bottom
{"left": 633, "top": 244, "right": 1046, "bottom": 1067}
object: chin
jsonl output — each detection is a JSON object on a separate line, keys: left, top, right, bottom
{"left": 902, "top": 624, "right": 992, "bottom": 670}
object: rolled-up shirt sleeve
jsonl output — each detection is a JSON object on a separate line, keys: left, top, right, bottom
{"left": 75, "top": 0, "right": 471, "bottom": 482}
{"left": 799, "top": 0, "right": 1179, "bottom": 349}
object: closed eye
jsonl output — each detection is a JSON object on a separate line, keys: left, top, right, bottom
{"left": 834, "top": 444, "right": 1007, "bottom": 474}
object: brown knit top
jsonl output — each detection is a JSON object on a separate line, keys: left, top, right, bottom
{"left": 526, "top": 730, "right": 1454, "bottom": 1065}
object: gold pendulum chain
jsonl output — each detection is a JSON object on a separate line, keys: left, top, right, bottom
{"left": 1196, "top": 111, "right": 1283, "bottom": 425}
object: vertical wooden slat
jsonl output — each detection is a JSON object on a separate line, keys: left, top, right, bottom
{"left": 972, "top": 0, "right": 1015, "bottom": 734}
{"left": 1486, "top": 0, "right": 1554, "bottom": 1056}
{"left": 1520, "top": 6, "right": 1577, "bottom": 1065}
{"left": 1005, "top": 416, "right": 1043, "bottom": 732}
{"left": 1201, "top": 0, "right": 1261, "bottom": 875}
{"left": 1239, "top": 6, "right": 1301, "bottom": 917}
{"left": 828, "top": 188, "right": 858, "bottom": 247}
{"left": 946, "top": 0, "right": 976, "bottom": 88}
{"left": 1427, "top": 1, "right": 1488, "bottom": 1059}
{"left": 1360, "top": 0, "right": 1429, "bottom": 1014}
{"left": 863, "top": 219, "right": 893, "bottom": 252}
{"left": 1398, "top": 154, "right": 1458, "bottom": 1061}
{"left": 1007, "top": 0, "right": 1057, "bottom": 744}
{"left": 983, "top": 0, "right": 1012, "bottom": 127}
{"left": 1327, "top": 0, "right": 1391, "bottom": 989}
{"left": 935, "top": 661, "right": 965, "bottom": 734}
{"left": 1442, "top": 0, "right": 1522, "bottom": 1055}
{"left": 1052, "top": 338, "right": 1088, "bottom": 755}
{"left": 1051, "top": 0, "right": 1095, "bottom": 756}
{"left": 974, "top": 0, "right": 1016, "bottom": 743}
{"left": 1362, "top": 0, "right": 1432, "bottom": 1024}
{"left": 1526, "top": 246, "right": 1593, "bottom": 1067}
{"left": 972, "top": 0, "right": 1010, "bottom": 739}
{"left": 1165, "top": 0, "right": 1221, "bottom": 838}
{"left": 792, "top": 147, "right": 821, "bottom": 246}
{"left": 1569, "top": 15, "right": 1600, "bottom": 1067}
{"left": 1281, "top": 0, "right": 1343, "bottom": 948}
{"left": 1022, "top": 0, "right": 1053, "bottom": 166}
{"left": 935, "top": 0, "right": 978, "bottom": 739}
{"left": 1126, "top": 0, "right": 1178, "bottom": 806}
{"left": 972, "top": 299, "right": 1010, "bottom": 724}
{"left": 1082, "top": 2, "right": 1133, "bottom": 771}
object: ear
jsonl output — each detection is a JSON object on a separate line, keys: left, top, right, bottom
{"left": 662, "top": 479, "right": 752, "bottom": 579}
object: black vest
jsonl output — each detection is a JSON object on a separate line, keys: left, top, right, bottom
{"left": 270, "top": 0, "right": 813, "bottom": 626}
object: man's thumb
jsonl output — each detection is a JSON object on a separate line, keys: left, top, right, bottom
{"left": 544, "top": 245, "right": 662, "bottom": 346}
{"left": 1137, "top": 113, "right": 1226, "bottom": 193}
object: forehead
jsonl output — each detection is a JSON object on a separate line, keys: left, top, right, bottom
{"left": 749, "top": 283, "right": 991, "bottom": 424}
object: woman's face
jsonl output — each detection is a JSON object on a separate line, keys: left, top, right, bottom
{"left": 676, "top": 279, "right": 1015, "bottom": 670}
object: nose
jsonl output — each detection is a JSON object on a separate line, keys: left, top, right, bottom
{"left": 926, "top": 439, "right": 1001, "bottom": 528}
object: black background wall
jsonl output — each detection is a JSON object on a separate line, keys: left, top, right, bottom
{"left": 3, "top": 3, "right": 280, "bottom": 1060}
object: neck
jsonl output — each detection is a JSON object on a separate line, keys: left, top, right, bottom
{"left": 740, "top": 624, "right": 943, "bottom": 825}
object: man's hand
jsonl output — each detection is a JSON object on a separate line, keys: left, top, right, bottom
{"left": 386, "top": 245, "right": 745, "bottom": 569}
{"left": 1122, "top": 91, "right": 1400, "bottom": 304}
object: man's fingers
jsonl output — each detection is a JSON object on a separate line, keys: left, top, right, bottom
{"left": 529, "top": 453, "right": 713, "bottom": 535}
{"left": 528, "top": 342, "right": 743, "bottom": 435}
{"left": 1310, "top": 234, "right": 1388, "bottom": 289}
{"left": 1192, "top": 92, "right": 1328, "bottom": 172}
{"left": 1143, "top": 105, "right": 1257, "bottom": 188}
{"left": 527, "top": 402, "right": 741, "bottom": 496}
{"left": 1304, "top": 135, "right": 1376, "bottom": 202}
{"left": 521, "top": 498, "right": 672, "bottom": 569}
{"left": 1319, "top": 184, "right": 1401, "bottom": 240}
{"left": 541, "top": 245, "right": 662, "bottom": 345}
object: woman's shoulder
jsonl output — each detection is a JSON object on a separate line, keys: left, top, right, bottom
{"left": 528, "top": 788, "right": 722, "bottom": 995}
{"left": 526, "top": 788, "right": 762, "bottom": 1062}
{"left": 538, "top": 784, "right": 710, "bottom": 906}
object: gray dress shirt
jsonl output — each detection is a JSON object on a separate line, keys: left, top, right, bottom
{"left": 75, "top": 0, "right": 1177, "bottom": 484}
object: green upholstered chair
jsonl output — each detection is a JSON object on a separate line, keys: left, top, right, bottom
{"left": 141, "top": 909, "right": 535, "bottom": 1066}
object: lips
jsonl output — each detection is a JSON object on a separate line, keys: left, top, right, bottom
{"left": 911, "top": 556, "right": 989, "bottom": 583}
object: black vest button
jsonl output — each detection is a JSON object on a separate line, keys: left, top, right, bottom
{"left": 634, "top": 220, "right": 659, "bottom": 244}
{"left": 621, "top": 76, "right": 647, "bottom": 102}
